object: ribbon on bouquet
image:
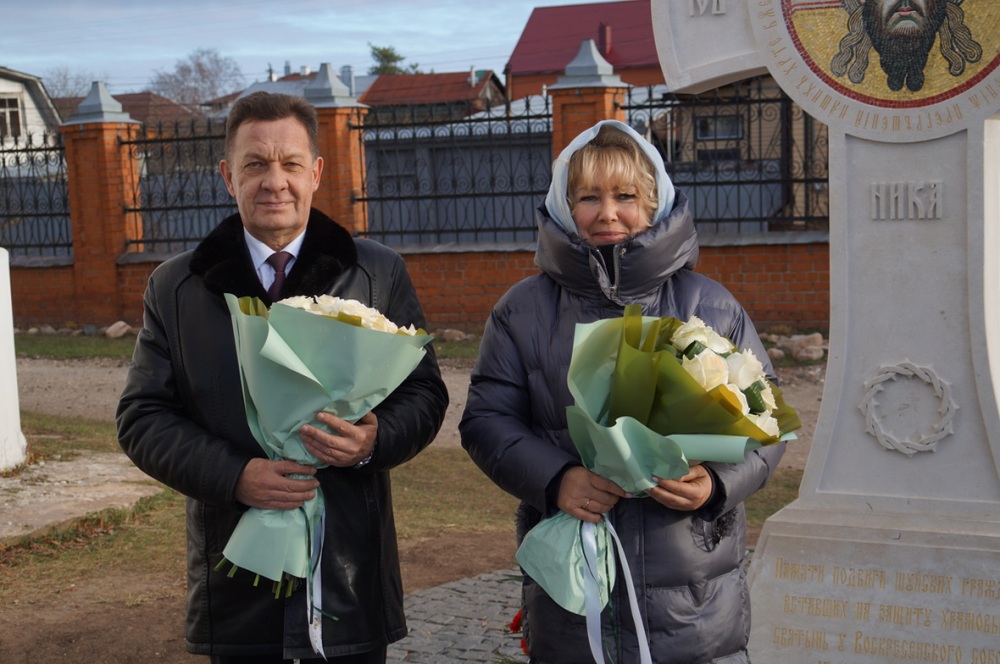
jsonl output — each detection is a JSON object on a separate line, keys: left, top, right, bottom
{"left": 307, "top": 506, "right": 329, "bottom": 660}
{"left": 582, "top": 517, "right": 652, "bottom": 664}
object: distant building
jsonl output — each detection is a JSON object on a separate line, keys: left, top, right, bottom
{"left": 359, "top": 69, "right": 506, "bottom": 123}
{"left": 505, "top": 0, "right": 663, "bottom": 99}
{"left": 0, "top": 66, "right": 62, "bottom": 140}
{"left": 52, "top": 91, "right": 197, "bottom": 126}
{"left": 201, "top": 62, "right": 378, "bottom": 117}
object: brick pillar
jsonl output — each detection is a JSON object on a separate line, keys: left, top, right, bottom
{"left": 314, "top": 106, "right": 369, "bottom": 234}
{"left": 550, "top": 87, "right": 628, "bottom": 157}
{"left": 59, "top": 83, "right": 140, "bottom": 325}
{"left": 547, "top": 39, "right": 629, "bottom": 158}
{"left": 306, "top": 63, "right": 370, "bottom": 236}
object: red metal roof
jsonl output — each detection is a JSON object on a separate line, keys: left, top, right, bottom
{"left": 507, "top": 0, "right": 658, "bottom": 75}
{"left": 53, "top": 92, "right": 197, "bottom": 125}
{"left": 359, "top": 71, "right": 501, "bottom": 106}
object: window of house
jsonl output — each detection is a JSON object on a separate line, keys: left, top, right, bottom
{"left": 695, "top": 114, "right": 742, "bottom": 141}
{"left": 0, "top": 97, "right": 22, "bottom": 139}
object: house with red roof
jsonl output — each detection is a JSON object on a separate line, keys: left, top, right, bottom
{"left": 359, "top": 69, "right": 505, "bottom": 123}
{"left": 505, "top": 0, "right": 663, "bottom": 99}
{"left": 52, "top": 91, "right": 197, "bottom": 126}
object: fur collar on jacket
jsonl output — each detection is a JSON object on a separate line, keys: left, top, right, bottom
{"left": 189, "top": 208, "right": 358, "bottom": 303}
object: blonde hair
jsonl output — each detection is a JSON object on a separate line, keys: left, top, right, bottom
{"left": 566, "top": 125, "right": 659, "bottom": 225}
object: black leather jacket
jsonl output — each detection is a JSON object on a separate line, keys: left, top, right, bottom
{"left": 117, "top": 209, "right": 448, "bottom": 658}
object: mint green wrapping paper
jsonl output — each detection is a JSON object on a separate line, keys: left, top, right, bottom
{"left": 222, "top": 294, "right": 432, "bottom": 582}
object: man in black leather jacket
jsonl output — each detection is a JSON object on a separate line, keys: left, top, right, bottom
{"left": 117, "top": 92, "right": 448, "bottom": 663}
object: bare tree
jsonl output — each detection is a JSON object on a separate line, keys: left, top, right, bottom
{"left": 149, "top": 48, "right": 244, "bottom": 105}
{"left": 42, "top": 66, "right": 108, "bottom": 98}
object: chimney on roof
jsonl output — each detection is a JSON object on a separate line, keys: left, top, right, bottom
{"left": 284, "top": 61, "right": 291, "bottom": 77}
{"left": 340, "top": 65, "right": 356, "bottom": 96}
{"left": 301, "top": 65, "right": 311, "bottom": 76}
{"left": 469, "top": 66, "right": 477, "bottom": 87}
{"left": 598, "top": 22, "right": 612, "bottom": 56}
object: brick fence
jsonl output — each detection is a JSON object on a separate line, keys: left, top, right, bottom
{"left": 8, "top": 81, "right": 829, "bottom": 334}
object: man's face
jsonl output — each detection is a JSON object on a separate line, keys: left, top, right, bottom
{"left": 219, "top": 117, "right": 323, "bottom": 250}
{"left": 865, "top": 0, "right": 945, "bottom": 46}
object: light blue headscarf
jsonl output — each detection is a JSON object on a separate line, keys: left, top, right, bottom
{"left": 543, "top": 120, "right": 676, "bottom": 236}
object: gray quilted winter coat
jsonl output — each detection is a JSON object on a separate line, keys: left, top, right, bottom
{"left": 460, "top": 123, "right": 785, "bottom": 663}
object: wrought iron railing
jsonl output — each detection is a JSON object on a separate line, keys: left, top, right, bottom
{"left": 623, "top": 78, "right": 829, "bottom": 233}
{"left": 0, "top": 133, "right": 71, "bottom": 257}
{"left": 4, "top": 78, "right": 829, "bottom": 258}
{"left": 121, "top": 120, "right": 237, "bottom": 253}
{"left": 356, "top": 96, "right": 553, "bottom": 245}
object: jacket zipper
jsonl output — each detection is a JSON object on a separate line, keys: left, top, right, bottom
{"left": 610, "top": 245, "right": 626, "bottom": 301}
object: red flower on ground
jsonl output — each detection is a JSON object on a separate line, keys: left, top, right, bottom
{"left": 508, "top": 608, "right": 529, "bottom": 655}
{"left": 508, "top": 609, "right": 523, "bottom": 633}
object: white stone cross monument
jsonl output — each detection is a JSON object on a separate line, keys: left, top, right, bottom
{"left": 1, "top": 247, "right": 26, "bottom": 471}
{"left": 653, "top": 1, "right": 999, "bottom": 660}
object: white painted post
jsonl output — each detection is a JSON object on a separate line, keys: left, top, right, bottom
{"left": 652, "top": 1, "right": 1000, "bottom": 659}
{"left": 0, "top": 248, "right": 26, "bottom": 471}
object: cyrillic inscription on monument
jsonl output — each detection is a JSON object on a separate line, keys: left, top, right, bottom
{"left": 870, "top": 182, "right": 942, "bottom": 221}
{"left": 759, "top": 545, "right": 1000, "bottom": 662}
{"left": 689, "top": 0, "right": 726, "bottom": 17}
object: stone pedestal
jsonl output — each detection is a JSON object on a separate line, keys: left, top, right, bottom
{"left": 752, "top": 508, "right": 1000, "bottom": 660}
{"left": 651, "top": 1, "right": 1000, "bottom": 660}
{"left": 0, "top": 248, "right": 26, "bottom": 471}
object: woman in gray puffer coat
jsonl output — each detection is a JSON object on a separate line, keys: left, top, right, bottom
{"left": 459, "top": 120, "right": 785, "bottom": 663}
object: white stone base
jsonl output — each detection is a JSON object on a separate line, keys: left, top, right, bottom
{"left": 748, "top": 502, "right": 1000, "bottom": 663}
{"left": 0, "top": 248, "right": 25, "bottom": 472}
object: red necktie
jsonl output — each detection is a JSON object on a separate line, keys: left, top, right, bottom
{"left": 266, "top": 251, "right": 293, "bottom": 301}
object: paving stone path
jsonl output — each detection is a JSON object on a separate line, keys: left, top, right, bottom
{"left": 388, "top": 569, "right": 525, "bottom": 663}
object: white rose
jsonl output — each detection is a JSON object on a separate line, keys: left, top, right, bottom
{"left": 281, "top": 295, "right": 418, "bottom": 335}
{"left": 278, "top": 295, "right": 318, "bottom": 312}
{"left": 748, "top": 413, "right": 781, "bottom": 438}
{"left": 681, "top": 351, "right": 729, "bottom": 391}
{"left": 726, "top": 349, "right": 765, "bottom": 390}
{"left": 760, "top": 382, "right": 777, "bottom": 411}
{"left": 720, "top": 383, "right": 750, "bottom": 415}
{"left": 672, "top": 316, "right": 735, "bottom": 355}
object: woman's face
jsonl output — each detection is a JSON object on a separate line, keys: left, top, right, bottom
{"left": 570, "top": 171, "right": 649, "bottom": 246}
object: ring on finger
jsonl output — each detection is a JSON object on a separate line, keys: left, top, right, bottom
{"left": 584, "top": 498, "right": 592, "bottom": 511}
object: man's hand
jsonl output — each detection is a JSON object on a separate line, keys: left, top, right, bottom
{"left": 647, "top": 464, "right": 714, "bottom": 511}
{"left": 234, "top": 458, "right": 319, "bottom": 510}
{"left": 300, "top": 411, "right": 378, "bottom": 467}
{"left": 557, "top": 466, "right": 630, "bottom": 524}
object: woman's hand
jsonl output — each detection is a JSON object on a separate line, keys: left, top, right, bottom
{"left": 557, "top": 466, "right": 629, "bottom": 523}
{"left": 647, "top": 464, "right": 713, "bottom": 511}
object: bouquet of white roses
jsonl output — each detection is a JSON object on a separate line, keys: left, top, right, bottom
{"left": 559, "top": 305, "right": 799, "bottom": 502}
{"left": 517, "top": 304, "right": 799, "bottom": 660}
{"left": 222, "top": 293, "right": 432, "bottom": 655}
{"left": 608, "top": 308, "right": 794, "bottom": 444}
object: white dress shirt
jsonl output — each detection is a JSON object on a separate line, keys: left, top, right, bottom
{"left": 243, "top": 229, "right": 306, "bottom": 293}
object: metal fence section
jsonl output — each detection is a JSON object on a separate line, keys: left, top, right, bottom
{"left": 624, "top": 78, "right": 829, "bottom": 234}
{"left": 356, "top": 97, "right": 553, "bottom": 245}
{"left": 122, "top": 120, "right": 237, "bottom": 253}
{"left": 0, "top": 133, "right": 71, "bottom": 257}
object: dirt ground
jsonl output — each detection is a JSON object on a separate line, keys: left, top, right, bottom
{"left": 2, "top": 355, "right": 823, "bottom": 662}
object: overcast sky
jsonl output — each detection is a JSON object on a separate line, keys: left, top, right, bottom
{"left": 7, "top": 0, "right": 617, "bottom": 95}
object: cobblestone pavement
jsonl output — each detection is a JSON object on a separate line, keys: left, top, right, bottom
{"left": 388, "top": 569, "right": 526, "bottom": 663}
